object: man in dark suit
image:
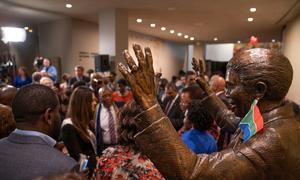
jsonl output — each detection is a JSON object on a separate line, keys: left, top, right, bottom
{"left": 209, "top": 74, "right": 233, "bottom": 150}
{"left": 0, "top": 84, "right": 78, "bottom": 180}
{"left": 162, "top": 83, "right": 184, "bottom": 131}
{"left": 68, "top": 65, "right": 90, "bottom": 87}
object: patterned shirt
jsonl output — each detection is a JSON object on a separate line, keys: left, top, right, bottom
{"left": 95, "top": 145, "right": 164, "bottom": 180}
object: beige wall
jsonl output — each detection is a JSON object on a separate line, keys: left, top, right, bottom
{"left": 283, "top": 14, "right": 300, "bottom": 104}
{"left": 70, "top": 19, "right": 99, "bottom": 74}
{"left": 39, "top": 19, "right": 190, "bottom": 81}
{"left": 39, "top": 18, "right": 99, "bottom": 78}
{"left": 128, "top": 31, "right": 187, "bottom": 81}
{"left": 39, "top": 18, "right": 72, "bottom": 79}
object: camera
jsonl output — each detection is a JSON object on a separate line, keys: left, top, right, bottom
{"left": 33, "top": 57, "right": 44, "bottom": 71}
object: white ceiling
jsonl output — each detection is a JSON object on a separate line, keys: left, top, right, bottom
{"left": 0, "top": 0, "right": 300, "bottom": 43}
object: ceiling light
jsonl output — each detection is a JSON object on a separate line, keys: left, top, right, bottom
{"left": 190, "top": 37, "right": 195, "bottom": 41}
{"left": 65, "top": 4, "right": 72, "bottom": 8}
{"left": 272, "top": 39, "right": 276, "bottom": 42}
{"left": 1, "top": 27, "right": 26, "bottom": 43}
{"left": 24, "top": 27, "right": 29, "bottom": 30}
{"left": 136, "top": 19, "right": 142, "bottom": 23}
{"left": 237, "top": 40, "right": 241, "bottom": 44}
{"left": 150, "top": 23, "right": 156, "bottom": 27}
{"left": 170, "top": 30, "right": 175, "bottom": 34}
{"left": 161, "top": 27, "right": 166, "bottom": 31}
{"left": 214, "top": 37, "right": 218, "bottom": 41}
{"left": 177, "top": 33, "right": 182, "bottom": 36}
{"left": 28, "top": 29, "right": 33, "bottom": 33}
{"left": 184, "top": 35, "right": 189, "bottom": 39}
{"left": 248, "top": 17, "right": 254, "bottom": 22}
{"left": 250, "top": 8, "right": 256, "bottom": 12}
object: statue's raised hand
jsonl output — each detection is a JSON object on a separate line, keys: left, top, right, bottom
{"left": 118, "top": 44, "right": 157, "bottom": 109}
{"left": 192, "top": 58, "right": 213, "bottom": 95}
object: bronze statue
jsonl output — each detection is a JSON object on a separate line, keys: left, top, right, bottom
{"left": 118, "top": 44, "right": 300, "bottom": 179}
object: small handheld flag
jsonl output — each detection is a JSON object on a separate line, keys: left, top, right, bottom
{"left": 239, "top": 99, "right": 264, "bottom": 142}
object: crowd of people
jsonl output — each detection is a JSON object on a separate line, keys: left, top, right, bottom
{"left": 0, "top": 45, "right": 300, "bottom": 179}
{"left": 0, "top": 55, "right": 232, "bottom": 179}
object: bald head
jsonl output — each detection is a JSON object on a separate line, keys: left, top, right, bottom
{"left": 98, "top": 86, "right": 113, "bottom": 108}
{"left": 40, "top": 77, "right": 54, "bottom": 89}
{"left": 227, "top": 48, "right": 293, "bottom": 101}
{"left": 0, "top": 85, "right": 17, "bottom": 107}
{"left": 209, "top": 75, "right": 225, "bottom": 93}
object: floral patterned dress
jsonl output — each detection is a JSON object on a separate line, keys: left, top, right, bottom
{"left": 95, "top": 145, "right": 164, "bottom": 180}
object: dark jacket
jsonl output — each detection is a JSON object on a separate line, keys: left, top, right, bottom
{"left": 162, "top": 95, "right": 184, "bottom": 131}
{"left": 0, "top": 133, "right": 78, "bottom": 180}
{"left": 68, "top": 76, "right": 90, "bottom": 87}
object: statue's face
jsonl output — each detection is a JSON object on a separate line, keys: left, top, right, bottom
{"left": 225, "top": 69, "right": 254, "bottom": 118}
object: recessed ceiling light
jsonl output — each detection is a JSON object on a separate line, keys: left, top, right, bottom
{"left": 177, "top": 33, "right": 182, "bottom": 36}
{"left": 150, "top": 23, "right": 156, "bottom": 27}
{"left": 190, "top": 37, "right": 195, "bottom": 41}
{"left": 248, "top": 17, "right": 254, "bottom": 22}
{"left": 65, "top": 4, "right": 72, "bottom": 8}
{"left": 161, "top": 27, "right": 166, "bottom": 31}
{"left": 28, "top": 29, "right": 33, "bottom": 33}
{"left": 136, "top": 19, "right": 142, "bottom": 23}
{"left": 184, "top": 35, "right": 189, "bottom": 39}
{"left": 170, "top": 30, "right": 175, "bottom": 34}
{"left": 24, "top": 27, "right": 29, "bottom": 30}
{"left": 250, "top": 8, "right": 256, "bottom": 12}
{"left": 272, "top": 39, "right": 276, "bottom": 42}
{"left": 237, "top": 40, "right": 241, "bottom": 44}
{"left": 214, "top": 37, "right": 218, "bottom": 41}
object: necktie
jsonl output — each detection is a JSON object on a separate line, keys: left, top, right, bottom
{"left": 164, "top": 100, "right": 172, "bottom": 115}
{"left": 107, "top": 107, "right": 117, "bottom": 144}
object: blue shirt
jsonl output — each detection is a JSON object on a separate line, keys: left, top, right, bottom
{"left": 182, "top": 128, "right": 217, "bottom": 154}
{"left": 13, "top": 129, "right": 56, "bottom": 147}
{"left": 14, "top": 75, "right": 32, "bottom": 88}
{"left": 42, "top": 66, "right": 58, "bottom": 82}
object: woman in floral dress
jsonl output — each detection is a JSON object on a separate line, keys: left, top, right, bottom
{"left": 95, "top": 101, "right": 164, "bottom": 180}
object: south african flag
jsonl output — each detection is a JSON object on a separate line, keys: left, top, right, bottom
{"left": 239, "top": 99, "right": 264, "bottom": 142}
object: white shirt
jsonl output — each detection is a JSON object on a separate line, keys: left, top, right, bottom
{"left": 100, "top": 104, "right": 118, "bottom": 145}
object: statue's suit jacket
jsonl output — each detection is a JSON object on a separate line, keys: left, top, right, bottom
{"left": 134, "top": 94, "right": 300, "bottom": 179}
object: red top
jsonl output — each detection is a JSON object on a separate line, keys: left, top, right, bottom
{"left": 112, "top": 90, "right": 133, "bottom": 108}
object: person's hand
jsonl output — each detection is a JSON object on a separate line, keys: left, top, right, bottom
{"left": 80, "top": 168, "right": 90, "bottom": 179}
{"left": 192, "top": 58, "right": 213, "bottom": 95}
{"left": 54, "top": 142, "right": 69, "bottom": 155}
{"left": 118, "top": 44, "right": 157, "bottom": 109}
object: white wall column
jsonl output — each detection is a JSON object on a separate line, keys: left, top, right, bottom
{"left": 99, "top": 9, "right": 128, "bottom": 76}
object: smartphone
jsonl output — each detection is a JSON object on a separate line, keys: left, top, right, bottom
{"left": 79, "top": 154, "right": 89, "bottom": 171}
{"left": 81, "top": 159, "right": 89, "bottom": 170}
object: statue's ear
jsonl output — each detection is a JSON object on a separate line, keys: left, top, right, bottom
{"left": 254, "top": 81, "right": 267, "bottom": 99}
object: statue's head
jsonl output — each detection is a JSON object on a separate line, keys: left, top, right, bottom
{"left": 225, "top": 48, "right": 293, "bottom": 117}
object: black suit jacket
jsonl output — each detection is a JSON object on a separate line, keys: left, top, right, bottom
{"left": 68, "top": 76, "right": 90, "bottom": 87}
{"left": 162, "top": 95, "right": 184, "bottom": 131}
